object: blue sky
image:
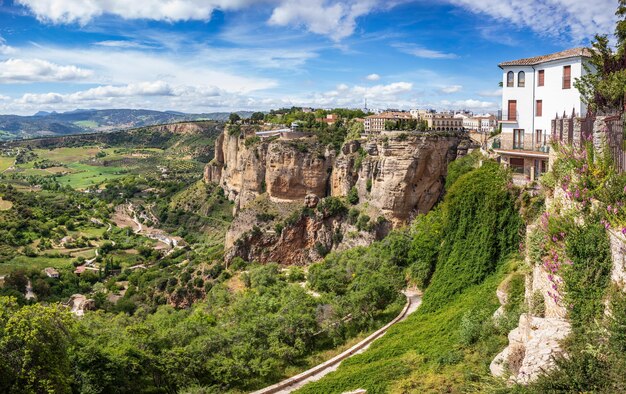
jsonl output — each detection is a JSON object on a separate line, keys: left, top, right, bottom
{"left": 0, "top": 0, "right": 619, "bottom": 115}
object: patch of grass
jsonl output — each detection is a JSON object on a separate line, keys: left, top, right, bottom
{"left": 0, "top": 198, "right": 12, "bottom": 211}
{"left": 56, "top": 162, "right": 127, "bottom": 189}
{"left": 73, "top": 120, "right": 99, "bottom": 129}
{"left": 0, "top": 255, "right": 74, "bottom": 275}
{"left": 0, "top": 156, "right": 14, "bottom": 172}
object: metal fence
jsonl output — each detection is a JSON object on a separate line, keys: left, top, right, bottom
{"left": 605, "top": 114, "right": 626, "bottom": 173}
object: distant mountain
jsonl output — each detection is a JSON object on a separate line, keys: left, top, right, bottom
{"left": 0, "top": 109, "right": 254, "bottom": 140}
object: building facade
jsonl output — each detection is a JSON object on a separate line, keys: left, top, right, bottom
{"left": 423, "top": 112, "right": 464, "bottom": 131}
{"left": 364, "top": 111, "right": 412, "bottom": 133}
{"left": 496, "top": 47, "right": 591, "bottom": 179}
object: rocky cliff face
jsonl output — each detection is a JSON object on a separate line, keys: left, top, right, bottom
{"left": 205, "top": 128, "right": 471, "bottom": 264}
{"left": 205, "top": 130, "right": 334, "bottom": 213}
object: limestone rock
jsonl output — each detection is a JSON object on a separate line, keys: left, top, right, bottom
{"left": 490, "top": 313, "right": 571, "bottom": 384}
{"left": 68, "top": 294, "right": 95, "bottom": 317}
{"left": 304, "top": 193, "right": 320, "bottom": 208}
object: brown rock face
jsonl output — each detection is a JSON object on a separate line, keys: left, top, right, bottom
{"left": 205, "top": 131, "right": 334, "bottom": 212}
{"left": 331, "top": 133, "right": 462, "bottom": 224}
{"left": 206, "top": 129, "right": 472, "bottom": 264}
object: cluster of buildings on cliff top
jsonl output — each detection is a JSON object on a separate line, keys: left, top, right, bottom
{"left": 257, "top": 47, "right": 593, "bottom": 185}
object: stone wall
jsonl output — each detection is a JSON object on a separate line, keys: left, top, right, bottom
{"left": 608, "top": 229, "right": 626, "bottom": 291}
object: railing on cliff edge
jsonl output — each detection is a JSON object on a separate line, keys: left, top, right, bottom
{"left": 551, "top": 109, "right": 626, "bottom": 173}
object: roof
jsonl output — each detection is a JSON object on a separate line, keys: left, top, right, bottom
{"left": 367, "top": 111, "right": 412, "bottom": 119}
{"left": 498, "top": 47, "right": 592, "bottom": 68}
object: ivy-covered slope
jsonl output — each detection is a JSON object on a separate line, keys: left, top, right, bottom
{"left": 297, "top": 160, "right": 524, "bottom": 393}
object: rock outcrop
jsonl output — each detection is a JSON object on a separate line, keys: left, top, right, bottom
{"left": 206, "top": 128, "right": 472, "bottom": 264}
{"left": 206, "top": 129, "right": 468, "bottom": 221}
{"left": 205, "top": 130, "right": 334, "bottom": 213}
{"left": 490, "top": 314, "right": 571, "bottom": 383}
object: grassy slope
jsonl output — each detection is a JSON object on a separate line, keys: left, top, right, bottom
{"left": 296, "top": 261, "right": 515, "bottom": 394}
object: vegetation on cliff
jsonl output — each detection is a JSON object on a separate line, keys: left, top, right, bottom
{"left": 298, "top": 157, "right": 524, "bottom": 393}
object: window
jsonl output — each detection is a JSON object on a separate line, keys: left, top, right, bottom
{"left": 507, "top": 71, "right": 514, "bottom": 87}
{"left": 535, "top": 129, "right": 542, "bottom": 145}
{"left": 563, "top": 65, "right": 571, "bottom": 89}
{"left": 536, "top": 100, "right": 542, "bottom": 117}
{"left": 518, "top": 71, "right": 525, "bottom": 87}
{"left": 513, "top": 129, "right": 524, "bottom": 149}
{"left": 510, "top": 157, "right": 524, "bottom": 174}
{"left": 507, "top": 100, "right": 517, "bottom": 121}
{"left": 538, "top": 70, "right": 544, "bottom": 86}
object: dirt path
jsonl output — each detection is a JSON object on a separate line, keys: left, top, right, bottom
{"left": 252, "top": 289, "right": 422, "bottom": 394}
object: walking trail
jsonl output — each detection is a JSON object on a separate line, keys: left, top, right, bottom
{"left": 252, "top": 289, "right": 422, "bottom": 394}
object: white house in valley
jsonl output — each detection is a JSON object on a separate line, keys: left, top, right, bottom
{"left": 495, "top": 47, "right": 592, "bottom": 179}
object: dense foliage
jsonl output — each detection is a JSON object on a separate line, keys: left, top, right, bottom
{"left": 298, "top": 158, "right": 524, "bottom": 393}
{"left": 422, "top": 162, "right": 522, "bottom": 311}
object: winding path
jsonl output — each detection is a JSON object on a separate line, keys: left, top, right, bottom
{"left": 252, "top": 289, "right": 422, "bottom": 394}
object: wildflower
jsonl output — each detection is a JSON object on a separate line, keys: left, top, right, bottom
{"left": 622, "top": 227, "right": 626, "bottom": 235}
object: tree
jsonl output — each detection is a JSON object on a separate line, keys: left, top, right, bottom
{"left": 0, "top": 301, "right": 76, "bottom": 393}
{"left": 575, "top": 1, "right": 626, "bottom": 111}
{"left": 229, "top": 113, "right": 241, "bottom": 124}
{"left": 251, "top": 112, "right": 265, "bottom": 123}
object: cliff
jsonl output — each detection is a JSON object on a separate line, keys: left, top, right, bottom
{"left": 205, "top": 128, "right": 472, "bottom": 264}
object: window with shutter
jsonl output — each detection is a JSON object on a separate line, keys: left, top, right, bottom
{"left": 536, "top": 100, "right": 542, "bottom": 117}
{"left": 538, "top": 70, "right": 544, "bottom": 86}
{"left": 563, "top": 65, "right": 571, "bottom": 89}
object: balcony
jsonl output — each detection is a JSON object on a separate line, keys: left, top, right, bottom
{"left": 498, "top": 111, "right": 519, "bottom": 123}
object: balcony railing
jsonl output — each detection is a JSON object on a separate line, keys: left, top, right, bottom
{"left": 513, "top": 142, "right": 524, "bottom": 150}
{"left": 498, "top": 111, "right": 519, "bottom": 122}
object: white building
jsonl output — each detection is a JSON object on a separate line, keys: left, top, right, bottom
{"left": 496, "top": 47, "right": 591, "bottom": 179}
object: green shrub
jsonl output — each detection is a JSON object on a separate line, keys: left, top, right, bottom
{"left": 408, "top": 209, "right": 443, "bottom": 289}
{"left": 255, "top": 212, "right": 276, "bottom": 222}
{"left": 445, "top": 150, "right": 481, "bottom": 190}
{"left": 347, "top": 186, "right": 359, "bottom": 205}
{"left": 366, "top": 178, "right": 372, "bottom": 192}
{"left": 244, "top": 135, "right": 261, "bottom": 147}
{"left": 317, "top": 196, "right": 347, "bottom": 216}
{"left": 356, "top": 214, "right": 370, "bottom": 231}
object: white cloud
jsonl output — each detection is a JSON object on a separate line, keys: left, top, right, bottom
{"left": 15, "top": 0, "right": 227, "bottom": 24}
{"left": 478, "top": 88, "right": 502, "bottom": 97}
{"left": 393, "top": 43, "right": 457, "bottom": 59}
{"left": 269, "top": 0, "right": 381, "bottom": 41}
{"left": 17, "top": 0, "right": 395, "bottom": 40}
{"left": 447, "top": 0, "right": 617, "bottom": 42}
{"left": 0, "top": 37, "right": 17, "bottom": 56}
{"left": 72, "top": 81, "right": 175, "bottom": 100}
{"left": 15, "top": 45, "right": 277, "bottom": 93}
{"left": 441, "top": 99, "right": 497, "bottom": 110}
{"left": 94, "top": 40, "right": 154, "bottom": 49}
{"left": 0, "top": 58, "right": 93, "bottom": 83}
{"left": 366, "top": 73, "right": 380, "bottom": 81}
{"left": 18, "top": 92, "right": 64, "bottom": 104}
{"left": 440, "top": 85, "right": 462, "bottom": 93}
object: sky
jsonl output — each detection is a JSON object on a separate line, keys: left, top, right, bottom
{"left": 0, "top": 0, "right": 620, "bottom": 115}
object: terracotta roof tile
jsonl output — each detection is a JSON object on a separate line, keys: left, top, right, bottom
{"left": 498, "top": 47, "right": 592, "bottom": 68}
